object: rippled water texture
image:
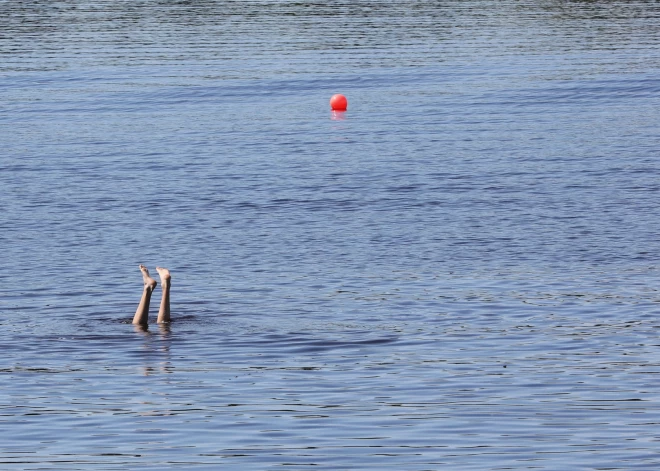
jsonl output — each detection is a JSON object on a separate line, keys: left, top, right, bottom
{"left": 3, "top": 1, "right": 660, "bottom": 469}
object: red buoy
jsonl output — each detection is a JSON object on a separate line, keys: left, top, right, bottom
{"left": 330, "top": 94, "right": 348, "bottom": 111}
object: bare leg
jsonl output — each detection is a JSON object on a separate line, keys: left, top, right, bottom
{"left": 156, "top": 267, "right": 171, "bottom": 323}
{"left": 133, "top": 265, "right": 157, "bottom": 325}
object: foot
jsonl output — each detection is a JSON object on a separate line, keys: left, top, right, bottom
{"left": 156, "top": 267, "right": 171, "bottom": 286}
{"left": 139, "top": 265, "right": 157, "bottom": 292}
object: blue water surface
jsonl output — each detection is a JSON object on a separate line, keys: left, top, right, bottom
{"left": 2, "top": 1, "right": 660, "bottom": 469}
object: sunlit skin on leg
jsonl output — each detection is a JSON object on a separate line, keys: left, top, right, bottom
{"left": 156, "top": 266, "right": 171, "bottom": 323}
{"left": 132, "top": 265, "right": 157, "bottom": 325}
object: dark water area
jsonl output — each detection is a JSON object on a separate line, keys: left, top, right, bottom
{"left": 3, "top": 1, "right": 660, "bottom": 469}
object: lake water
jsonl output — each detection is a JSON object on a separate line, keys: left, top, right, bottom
{"left": 3, "top": 1, "right": 660, "bottom": 469}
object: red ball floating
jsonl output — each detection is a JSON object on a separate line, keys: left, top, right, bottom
{"left": 330, "top": 94, "right": 348, "bottom": 111}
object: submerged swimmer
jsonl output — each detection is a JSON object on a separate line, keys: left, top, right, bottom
{"left": 133, "top": 265, "right": 171, "bottom": 325}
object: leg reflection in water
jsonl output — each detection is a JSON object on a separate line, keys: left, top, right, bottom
{"left": 132, "top": 265, "right": 171, "bottom": 326}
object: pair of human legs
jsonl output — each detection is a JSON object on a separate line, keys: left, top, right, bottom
{"left": 133, "top": 265, "right": 171, "bottom": 325}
